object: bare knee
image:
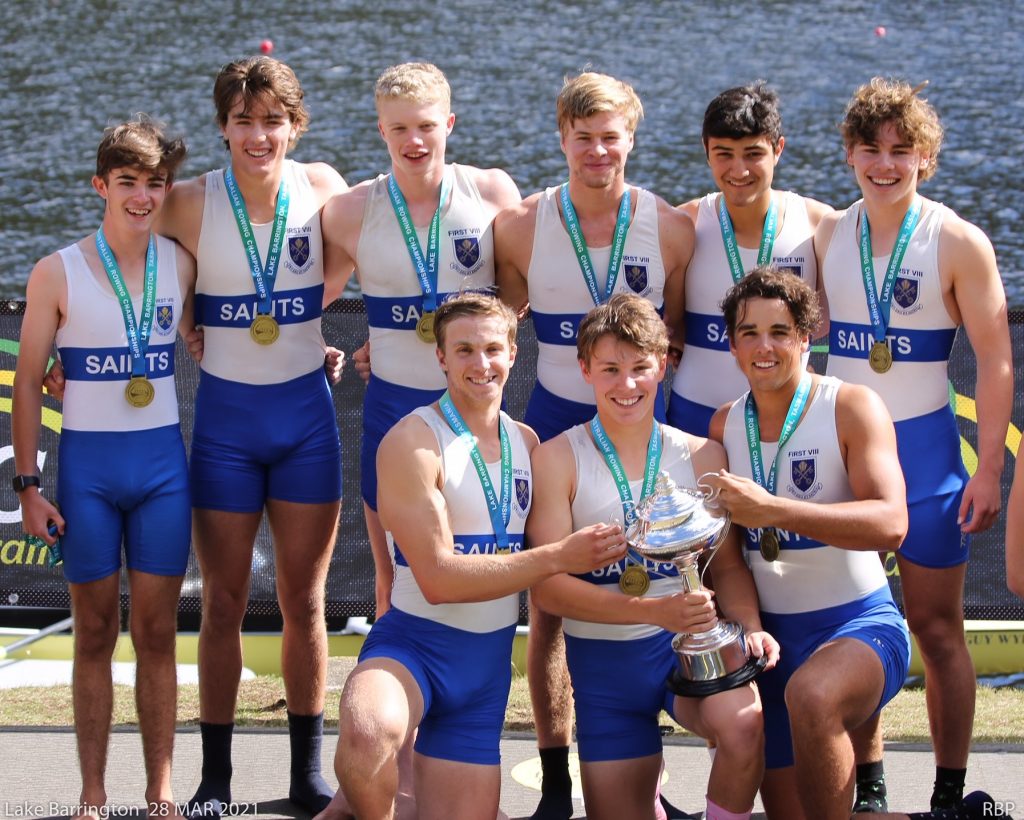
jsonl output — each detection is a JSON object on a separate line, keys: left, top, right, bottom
{"left": 906, "top": 609, "right": 965, "bottom": 659}
{"left": 202, "top": 581, "right": 249, "bottom": 634}
{"left": 715, "top": 701, "right": 764, "bottom": 758}
{"left": 785, "top": 672, "right": 840, "bottom": 733}
{"left": 130, "top": 606, "right": 177, "bottom": 660}
{"left": 74, "top": 606, "right": 120, "bottom": 660}
{"left": 279, "top": 587, "right": 325, "bottom": 634}
{"left": 339, "top": 691, "right": 408, "bottom": 765}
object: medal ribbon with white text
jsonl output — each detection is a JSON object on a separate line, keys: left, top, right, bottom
{"left": 560, "top": 183, "right": 631, "bottom": 305}
{"left": 717, "top": 195, "right": 778, "bottom": 284}
{"left": 224, "top": 166, "right": 290, "bottom": 317}
{"left": 590, "top": 415, "right": 663, "bottom": 572}
{"left": 858, "top": 198, "right": 922, "bottom": 347}
{"left": 387, "top": 170, "right": 453, "bottom": 314}
{"left": 95, "top": 227, "right": 157, "bottom": 379}
{"left": 743, "top": 372, "right": 812, "bottom": 552}
{"left": 439, "top": 391, "right": 512, "bottom": 552}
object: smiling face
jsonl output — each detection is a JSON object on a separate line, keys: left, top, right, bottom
{"left": 729, "top": 296, "right": 809, "bottom": 393}
{"left": 847, "top": 120, "right": 929, "bottom": 208}
{"left": 377, "top": 97, "right": 454, "bottom": 180}
{"left": 220, "top": 94, "right": 297, "bottom": 178}
{"left": 707, "top": 133, "right": 783, "bottom": 211}
{"left": 560, "top": 110, "right": 635, "bottom": 190}
{"left": 436, "top": 314, "right": 516, "bottom": 408}
{"left": 581, "top": 335, "right": 666, "bottom": 427}
{"left": 92, "top": 166, "right": 169, "bottom": 233}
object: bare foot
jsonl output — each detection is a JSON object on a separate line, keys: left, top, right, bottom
{"left": 313, "top": 789, "right": 355, "bottom": 820}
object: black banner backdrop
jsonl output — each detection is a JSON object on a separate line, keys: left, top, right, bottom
{"left": 0, "top": 300, "right": 1021, "bottom": 621}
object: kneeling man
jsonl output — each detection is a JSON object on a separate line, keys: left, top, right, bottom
{"left": 706, "top": 266, "right": 910, "bottom": 820}
{"left": 332, "top": 292, "right": 628, "bottom": 820}
{"left": 529, "top": 293, "right": 778, "bottom": 820}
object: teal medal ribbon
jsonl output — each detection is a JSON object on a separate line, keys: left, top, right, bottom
{"left": 387, "top": 170, "right": 453, "bottom": 315}
{"left": 95, "top": 227, "right": 157, "bottom": 381}
{"left": 224, "top": 166, "right": 290, "bottom": 316}
{"left": 743, "top": 372, "right": 812, "bottom": 560}
{"left": 590, "top": 416, "right": 663, "bottom": 585}
{"left": 560, "top": 183, "right": 631, "bottom": 305}
{"left": 439, "top": 391, "right": 512, "bottom": 552}
{"left": 717, "top": 195, "right": 778, "bottom": 283}
{"left": 857, "top": 198, "right": 922, "bottom": 371}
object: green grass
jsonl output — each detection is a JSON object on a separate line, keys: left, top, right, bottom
{"left": 2, "top": 673, "right": 1023, "bottom": 745}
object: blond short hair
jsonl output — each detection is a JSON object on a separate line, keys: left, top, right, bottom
{"left": 840, "top": 77, "right": 943, "bottom": 180}
{"left": 556, "top": 72, "right": 644, "bottom": 136}
{"left": 375, "top": 62, "right": 451, "bottom": 110}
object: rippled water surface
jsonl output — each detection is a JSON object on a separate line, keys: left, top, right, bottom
{"left": 2, "top": 1, "right": 1021, "bottom": 300}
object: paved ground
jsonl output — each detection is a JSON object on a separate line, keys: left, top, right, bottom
{"left": 2, "top": 729, "right": 1022, "bottom": 819}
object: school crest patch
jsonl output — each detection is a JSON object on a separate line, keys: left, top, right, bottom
{"left": 515, "top": 477, "right": 531, "bottom": 514}
{"left": 625, "top": 264, "right": 648, "bottom": 293}
{"left": 286, "top": 235, "right": 313, "bottom": 274}
{"left": 453, "top": 237, "right": 480, "bottom": 272}
{"left": 791, "top": 458, "right": 816, "bottom": 494}
{"left": 776, "top": 264, "right": 803, "bottom": 278}
{"left": 154, "top": 300, "right": 175, "bottom": 335}
{"left": 893, "top": 276, "right": 919, "bottom": 310}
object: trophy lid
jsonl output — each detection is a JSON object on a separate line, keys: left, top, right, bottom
{"left": 626, "top": 471, "right": 729, "bottom": 561}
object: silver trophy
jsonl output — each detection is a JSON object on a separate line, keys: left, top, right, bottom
{"left": 626, "top": 471, "right": 767, "bottom": 696}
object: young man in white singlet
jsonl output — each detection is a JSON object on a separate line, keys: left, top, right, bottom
{"left": 325, "top": 293, "right": 628, "bottom": 820}
{"left": 321, "top": 61, "right": 521, "bottom": 623}
{"left": 529, "top": 294, "right": 777, "bottom": 820}
{"left": 156, "top": 56, "right": 350, "bottom": 814}
{"left": 818, "top": 78, "right": 1013, "bottom": 814}
{"left": 494, "top": 72, "right": 694, "bottom": 820}
{"left": 667, "top": 82, "right": 831, "bottom": 438}
{"left": 14, "top": 117, "right": 195, "bottom": 819}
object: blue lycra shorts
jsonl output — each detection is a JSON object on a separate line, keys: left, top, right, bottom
{"left": 190, "top": 368, "right": 342, "bottom": 511}
{"left": 58, "top": 424, "right": 190, "bottom": 584}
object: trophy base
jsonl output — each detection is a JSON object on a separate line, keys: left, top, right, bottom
{"left": 667, "top": 653, "right": 768, "bottom": 698}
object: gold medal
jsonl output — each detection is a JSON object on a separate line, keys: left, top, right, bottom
{"left": 250, "top": 314, "right": 280, "bottom": 345}
{"left": 415, "top": 311, "right": 436, "bottom": 344}
{"left": 868, "top": 341, "right": 892, "bottom": 374}
{"left": 124, "top": 376, "right": 155, "bottom": 408}
{"left": 619, "top": 564, "right": 651, "bottom": 597}
{"left": 760, "top": 529, "right": 780, "bottom": 562}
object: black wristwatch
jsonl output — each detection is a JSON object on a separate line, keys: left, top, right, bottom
{"left": 12, "top": 475, "right": 40, "bottom": 493}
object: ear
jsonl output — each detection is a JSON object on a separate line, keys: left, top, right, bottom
{"left": 92, "top": 175, "right": 108, "bottom": 199}
{"left": 436, "top": 345, "right": 447, "bottom": 374}
{"left": 845, "top": 146, "right": 855, "bottom": 167}
{"left": 579, "top": 356, "right": 593, "bottom": 385}
{"left": 378, "top": 119, "right": 386, "bottom": 142}
{"left": 773, "top": 135, "right": 786, "bottom": 162}
{"left": 801, "top": 334, "right": 811, "bottom": 353}
{"left": 446, "top": 111, "right": 456, "bottom": 135}
{"left": 508, "top": 341, "right": 517, "bottom": 368}
{"left": 656, "top": 353, "right": 667, "bottom": 381}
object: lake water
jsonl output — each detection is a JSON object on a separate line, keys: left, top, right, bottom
{"left": 1, "top": 1, "right": 1021, "bottom": 301}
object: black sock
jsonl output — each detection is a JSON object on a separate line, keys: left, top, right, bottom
{"left": 529, "top": 746, "right": 573, "bottom": 820}
{"left": 932, "top": 766, "right": 967, "bottom": 811}
{"left": 853, "top": 760, "right": 888, "bottom": 813}
{"left": 287, "top": 711, "right": 334, "bottom": 814}
{"left": 188, "top": 722, "right": 234, "bottom": 810}
{"left": 658, "top": 792, "right": 700, "bottom": 819}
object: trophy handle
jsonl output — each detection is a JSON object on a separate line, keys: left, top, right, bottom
{"left": 696, "top": 471, "right": 723, "bottom": 508}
